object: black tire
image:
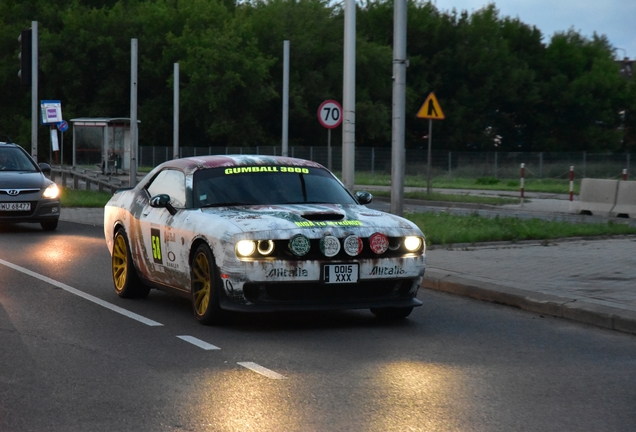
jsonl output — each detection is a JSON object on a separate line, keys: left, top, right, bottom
{"left": 190, "top": 244, "right": 227, "bottom": 325}
{"left": 111, "top": 229, "right": 150, "bottom": 298}
{"left": 370, "top": 307, "right": 414, "bottom": 320}
{"left": 41, "top": 220, "right": 58, "bottom": 231}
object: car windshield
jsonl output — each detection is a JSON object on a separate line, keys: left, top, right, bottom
{"left": 0, "top": 147, "right": 38, "bottom": 172}
{"left": 192, "top": 166, "right": 358, "bottom": 208}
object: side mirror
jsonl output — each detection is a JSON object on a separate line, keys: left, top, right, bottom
{"left": 150, "top": 194, "right": 178, "bottom": 216}
{"left": 355, "top": 190, "right": 373, "bottom": 205}
{"left": 39, "top": 163, "right": 51, "bottom": 174}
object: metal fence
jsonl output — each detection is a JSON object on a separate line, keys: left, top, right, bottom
{"left": 138, "top": 146, "right": 633, "bottom": 180}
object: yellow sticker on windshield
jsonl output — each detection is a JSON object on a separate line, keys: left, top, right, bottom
{"left": 224, "top": 166, "right": 310, "bottom": 175}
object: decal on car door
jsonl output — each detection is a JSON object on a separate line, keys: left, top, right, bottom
{"left": 151, "top": 228, "right": 163, "bottom": 264}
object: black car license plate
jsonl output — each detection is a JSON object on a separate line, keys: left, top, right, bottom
{"left": 323, "top": 263, "right": 359, "bottom": 284}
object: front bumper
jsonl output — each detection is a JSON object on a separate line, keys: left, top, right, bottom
{"left": 218, "top": 256, "right": 425, "bottom": 312}
{"left": 0, "top": 200, "right": 60, "bottom": 225}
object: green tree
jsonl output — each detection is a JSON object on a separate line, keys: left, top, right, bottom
{"left": 536, "top": 31, "right": 627, "bottom": 151}
{"left": 0, "top": 0, "right": 633, "bottom": 158}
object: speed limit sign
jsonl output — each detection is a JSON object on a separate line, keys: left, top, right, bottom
{"left": 318, "top": 100, "right": 343, "bottom": 129}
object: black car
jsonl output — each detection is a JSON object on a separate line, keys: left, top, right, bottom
{"left": 0, "top": 142, "right": 60, "bottom": 231}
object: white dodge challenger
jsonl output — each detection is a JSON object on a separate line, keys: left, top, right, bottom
{"left": 104, "top": 155, "right": 426, "bottom": 325}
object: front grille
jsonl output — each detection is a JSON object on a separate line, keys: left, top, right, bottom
{"left": 243, "top": 279, "right": 416, "bottom": 305}
{"left": 0, "top": 189, "right": 39, "bottom": 196}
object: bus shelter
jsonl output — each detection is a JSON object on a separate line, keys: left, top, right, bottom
{"left": 70, "top": 117, "right": 139, "bottom": 174}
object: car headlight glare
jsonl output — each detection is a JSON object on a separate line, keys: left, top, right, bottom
{"left": 236, "top": 240, "right": 256, "bottom": 257}
{"left": 404, "top": 236, "right": 423, "bottom": 252}
{"left": 42, "top": 183, "right": 60, "bottom": 199}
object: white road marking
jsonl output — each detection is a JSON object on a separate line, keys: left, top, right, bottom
{"left": 237, "top": 362, "right": 287, "bottom": 380}
{"left": 177, "top": 335, "right": 220, "bottom": 350}
{"left": 0, "top": 258, "right": 163, "bottom": 327}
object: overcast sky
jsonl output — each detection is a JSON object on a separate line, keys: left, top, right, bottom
{"left": 431, "top": 0, "right": 636, "bottom": 59}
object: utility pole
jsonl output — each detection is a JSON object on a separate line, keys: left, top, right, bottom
{"left": 390, "top": 0, "right": 407, "bottom": 216}
{"left": 342, "top": 0, "right": 356, "bottom": 191}
{"left": 130, "top": 38, "right": 138, "bottom": 187}
{"left": 18, "top": 22, "right": 38, "bottom": 160}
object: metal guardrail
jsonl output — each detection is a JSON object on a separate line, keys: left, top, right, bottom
{"left": 50, "top": 166, "right": 128, "bottom": 194}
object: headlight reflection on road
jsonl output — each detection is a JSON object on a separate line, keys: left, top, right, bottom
{"left": 29, "top": 236, "right": 102, "bottom": 265}
{"left": 191, "top": 368, "right": 299, "bottom": 431}
{"left": 365, "top": 361, "right": 468, "bottom": 432}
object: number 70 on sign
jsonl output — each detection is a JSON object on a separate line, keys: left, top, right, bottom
{"left": 317, "top": 100, "right": 343, "bottom": 129}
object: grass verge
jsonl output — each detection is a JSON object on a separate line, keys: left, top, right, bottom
{"left": 59, "top": 188, "right": 636, "bottom": 246}
{"left": 60, "top": 188, "right": 112, "bottom": 208}
{"left": 354, "top": 173, "right": 578, "bottom": 194}
{"left": 408, "top": 212, "right": 636, "bottom": 245}
{"left": 369, "top": 190, "right": 519, "bottom": 206}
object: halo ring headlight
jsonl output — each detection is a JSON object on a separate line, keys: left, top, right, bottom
{"left": 257, "top": 240, "right": 275, "bottom": 256}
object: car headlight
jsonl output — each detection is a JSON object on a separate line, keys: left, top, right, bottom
{"left": 236, "top": 240, "right": 256, "bottom": 257}
{"left": 257, "top": 240, "right": 275, "bottom": 256}
{"left": 42, "top": 183, "right": 60, "bottom": 199}
{"left": 404, "top": 236, "right": 423, "bottom": 252}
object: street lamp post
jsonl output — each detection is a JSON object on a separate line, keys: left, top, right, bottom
{"left": 620, "top": 110, "right": 626, "bottom": 151}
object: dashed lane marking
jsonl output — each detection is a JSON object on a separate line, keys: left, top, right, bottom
{"left": 0, "top": 258, "right": 163, "bottom": 327}
{"left": 237, "top": 362, "right": 287, "bottom": 379}
{"left": 177, "top": 335, "right": 221, "bottom": 350}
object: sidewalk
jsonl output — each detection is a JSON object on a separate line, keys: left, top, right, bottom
{"left": 62, "top": 196, "right": 636, "bottom": 336}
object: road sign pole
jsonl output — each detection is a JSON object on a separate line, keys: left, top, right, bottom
{"left": 328, "top": 128, "right": 332, "bottom": 171}
{"left": 416, "top": 92, "right": 444, "bottom": 194}
{"left": 427, "top": 119, "right": 432, "bottom": 194}
{"left": 317, "top": 100, "right": 342, "bottom": 172}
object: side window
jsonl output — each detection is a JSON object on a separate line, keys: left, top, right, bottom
{"left": 146, "top": 169, "right": 186, "bottom": 208}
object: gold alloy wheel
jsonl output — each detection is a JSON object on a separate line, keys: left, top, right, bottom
{"left": 112, "top": 233, "right": 128, "bottom": 291}
{"left": 192, "top": 251, "right": 211, "bottom": 316}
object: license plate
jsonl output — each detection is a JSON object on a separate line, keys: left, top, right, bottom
{"left": 0, "top": 202, "right": 31, "bottom": 211}
{"left": 323, "top": 263, "right": 359, "bottom": 284}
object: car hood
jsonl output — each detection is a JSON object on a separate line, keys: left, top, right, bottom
{"left": 0, "top": 171, "right": 47, "bottom": 188}
{"left": 201, "top": 203, "right": 421, "bottom": 236}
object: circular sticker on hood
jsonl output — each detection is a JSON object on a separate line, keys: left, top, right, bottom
{"left": 343, "top": 235, "right": 363, "bottom": 256}
{"left": 289, "top": 234, "right": 311, "bottom": 256}
{"left": 320, "top": 236, "right": 341, "bottom": 257}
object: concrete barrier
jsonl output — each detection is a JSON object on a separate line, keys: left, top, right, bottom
{"left": 579, "top": 178, "right": 619, "bottom": 217}
{"left": 611, "top": 180, "right": 636, "bottom": 218}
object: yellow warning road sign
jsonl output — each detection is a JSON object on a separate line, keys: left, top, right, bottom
{"left": 417, "top": 92, "right": 445, "bottom": 119}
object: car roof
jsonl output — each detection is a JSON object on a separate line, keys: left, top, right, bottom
{"left": 161, "top": 154, "right": 327, "bottom": 172}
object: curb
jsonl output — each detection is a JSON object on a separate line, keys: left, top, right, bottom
{"left": 422, "top": 270, "right": 636, "bottom": 336}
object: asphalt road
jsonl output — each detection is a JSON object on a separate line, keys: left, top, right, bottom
{"left": 1, "top": 221, "right": 636, "bottom": 431}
